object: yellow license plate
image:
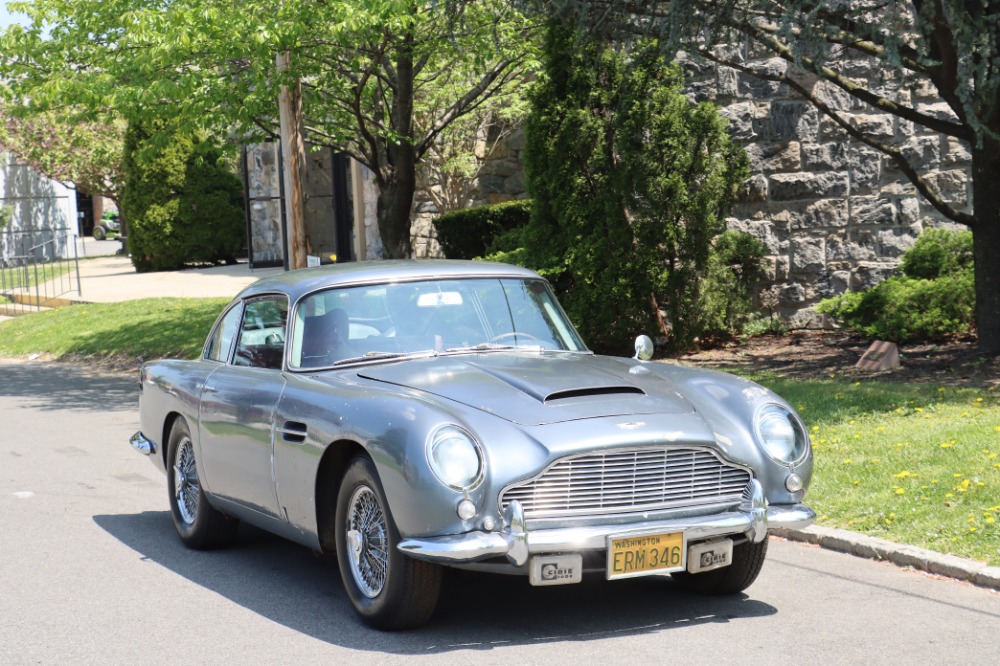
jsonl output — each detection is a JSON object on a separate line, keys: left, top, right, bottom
{"left": 607, "top": 531, "right": 686, "bottom": 579}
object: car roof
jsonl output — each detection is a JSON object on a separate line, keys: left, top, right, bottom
{"left": 235, "top": 259, "right": 545, "bottom": 302}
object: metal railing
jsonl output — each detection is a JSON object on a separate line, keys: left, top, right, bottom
{"left": 0, "top": 230, "right": 82, "bottom": 316}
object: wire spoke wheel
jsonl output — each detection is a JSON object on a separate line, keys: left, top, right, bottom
{"left": 346, "top": 485, "right": 389, "bottom": 598}
{"left": 335, "top": 456, "right": 442, "bottom": 629}
{"left": 166, "top": 418, "right": 239, "bottom": 550}
{"left": 173, "top": 435, "right": 199, "bottom": 525}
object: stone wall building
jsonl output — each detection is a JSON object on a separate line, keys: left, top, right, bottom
{"left": 412, "top": 49, "right": 970, "bottom": 327}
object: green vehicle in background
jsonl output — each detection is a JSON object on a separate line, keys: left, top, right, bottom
{"left": 92, "top": 210, "right": 120, "bottom": 241}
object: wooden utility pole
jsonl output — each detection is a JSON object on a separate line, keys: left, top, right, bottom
{"left": 277, "top": 51, "right": 308, "bottom": 270}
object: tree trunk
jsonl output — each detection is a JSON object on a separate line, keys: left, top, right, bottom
{"left": 970, "top": 143, "right": 1000, "bottom": 353}
{"left": 376, "top": 168, "right": 416, "bottom": 259}
{"left": 374, "top": 36, "right": 417, "bottom": 260}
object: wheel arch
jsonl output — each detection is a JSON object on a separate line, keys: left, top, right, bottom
{"left": 161, "top": 411, "right": 185, "bottom": 470}
{"left": 315, "top": 439, "right": 368, "bottom": 553}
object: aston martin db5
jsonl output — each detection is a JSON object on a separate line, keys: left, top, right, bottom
{"left": 130, "top": 260, "right": 814, "bottom": 629}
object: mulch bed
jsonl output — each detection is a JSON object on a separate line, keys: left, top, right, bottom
{"left": 669, "top": 329, "right": 1000, "bottom": 389}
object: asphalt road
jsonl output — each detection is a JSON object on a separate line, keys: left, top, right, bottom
{"left": 2, "top": 359, "right": 998, "bottom": 665}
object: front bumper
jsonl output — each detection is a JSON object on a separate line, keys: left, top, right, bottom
{"left": 398, "top": 480, "right": 815, "bottom": 567}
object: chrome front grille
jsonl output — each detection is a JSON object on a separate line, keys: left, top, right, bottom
{"left": 500, "top": 447, "right": 751, "bottom": 519}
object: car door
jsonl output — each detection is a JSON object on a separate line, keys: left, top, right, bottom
{"left": 198, "top": 295, "right": 288, "bottom": 517}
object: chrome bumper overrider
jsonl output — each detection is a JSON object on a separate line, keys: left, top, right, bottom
{"left": 398, "top": 480, "right": 815, "bottom": 567}
{"left": 129, "top": 431, "right": 156, "bottom": 456}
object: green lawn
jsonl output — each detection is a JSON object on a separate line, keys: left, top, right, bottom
{"left": 745, "top": 372, "right": 999, "bottom": 566}
{"left": 0, "top": 260, "right": 73, "bottom": 290}
{"left": 1, "top": 298, "right": 997, "bottom": 565}
{"left": 0, "top": 297, "right": 229, "bottom": 361}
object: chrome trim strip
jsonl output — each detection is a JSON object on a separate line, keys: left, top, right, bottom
{"left": 129, "top": 431, "right": 156, "bottom": 456}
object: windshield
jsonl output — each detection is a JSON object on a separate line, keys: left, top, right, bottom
{"left": 289, "top": 278, "right": 587, "bottom": 369}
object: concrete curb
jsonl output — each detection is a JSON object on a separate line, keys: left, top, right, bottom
{"left": 773, "top": 525, "right": 1000, "bottom": 591}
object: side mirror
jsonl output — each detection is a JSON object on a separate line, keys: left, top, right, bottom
{"left": 633, "top": 335, "right": 654, "bottom": 361}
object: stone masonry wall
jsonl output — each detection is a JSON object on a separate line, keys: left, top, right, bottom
{"left": 686, "top": 49, "right": 971, "bottom": 327}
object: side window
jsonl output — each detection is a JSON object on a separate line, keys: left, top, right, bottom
{"left": 204, "top": 305, "right": 243, "bottom": 363}
{"left": 233, "top": 296, "right": 289, "bottom": 370}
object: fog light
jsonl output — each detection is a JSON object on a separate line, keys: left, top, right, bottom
{"left": 457, "top": 499, "right": 476, "bottom": 520}
{"left": 785, "top": 473, "right": 804, "bottom": 493}
{"left": 482, "top": 516, "right": 496, "bottom": 531}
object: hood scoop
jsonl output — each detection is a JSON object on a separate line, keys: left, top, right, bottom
{"left": 543, "top": 386, "right": 645, "bottom": 403}
{"left": 356, "top": 354, "right": 692, "bottom": 426}
{"left": 465, "top": 357, "right": 647, "bottom": 404}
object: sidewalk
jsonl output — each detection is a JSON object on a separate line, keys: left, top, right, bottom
{"left": 71, "top": 255, "right": 283, "bottom": 303}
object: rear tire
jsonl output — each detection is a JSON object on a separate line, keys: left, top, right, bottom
{"left": 335, "top": 455, "right": 442, "bottom": 630}
{"left": 670, "top": 536, "right": 768, "bottom": 595}
{"left": 166, "top": 418, "right": 239, "bottom": 549}
{"left": 92, "top": 225, "right": 107, "bottom": 241}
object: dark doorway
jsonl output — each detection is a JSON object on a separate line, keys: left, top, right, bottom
{"left": 76, "top": 191, "right": 94, "bottom": 237}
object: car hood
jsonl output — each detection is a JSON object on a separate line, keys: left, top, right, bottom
{"left": 355, "top": 352, "right": 696, "bottom": 426}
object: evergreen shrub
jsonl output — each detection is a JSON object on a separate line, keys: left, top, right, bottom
{"left": 512, "top": 24, "right": 752, "bottom": 352}
{"left": 432, "top": 199, "right": 532, "bottom": 259}
{"left": 123, "top": 122, "right": 244, "bottom": 273}
{"left": 817, "top": 228, "right": 975, "bottom": 342}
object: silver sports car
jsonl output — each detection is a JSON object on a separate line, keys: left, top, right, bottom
{"left": 130, "top": 260, "right": 814, "bottom": 629}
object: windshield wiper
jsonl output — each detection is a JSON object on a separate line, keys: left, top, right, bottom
{"left": 445, "top": 343, "right": 543, "bottom": 353}
{"left": 331, "top": 350, "right": 433, "bottom": 366}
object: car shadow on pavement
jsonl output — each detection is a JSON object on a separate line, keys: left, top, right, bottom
{"left": 94, "top": 511, "right": 777, "bottom": 652}
{"left": 0, "top": 361, "right": 136, "bottom": 412}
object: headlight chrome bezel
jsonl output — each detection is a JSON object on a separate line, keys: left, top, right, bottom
{"left": 753, "top": 403, "right": 810, "bottom": 466}
{"left": 426, "top": 425, "right": 485, "bottom": 491}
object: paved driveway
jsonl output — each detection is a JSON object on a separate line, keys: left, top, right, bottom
{"left": 2, "top": 359, "right": 998, "bottom": 665}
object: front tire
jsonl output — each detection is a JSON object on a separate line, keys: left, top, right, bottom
{"left": 670, "top": 536, "right": 769, "bottom": 595}
{"left": 335, "top": 455, "right": 442, "bottom": 630}
{"left": 166, "top": 418, "right": 239, "bottom": 549}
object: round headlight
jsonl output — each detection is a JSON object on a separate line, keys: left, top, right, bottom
{"left": 427, "top": 426, "right": 483, "bottom": 490}
{"left": 754, "top": 404, "right": 808, "bottom": 465}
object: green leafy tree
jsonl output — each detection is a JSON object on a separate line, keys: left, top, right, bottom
{"left": 528, "top": 0, "right": 1000, "bottom": 350}
{"left": 1, "top": 0, "right": 538, "bottom": 259}
{"left": 520, "top": 23, "right": 751, "bottom": 351}
{"left": 123, "top": 122, "right": 244, "bottom": 272}
{"left": 0, "top": 108, "right": 125, "bottom": 212}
